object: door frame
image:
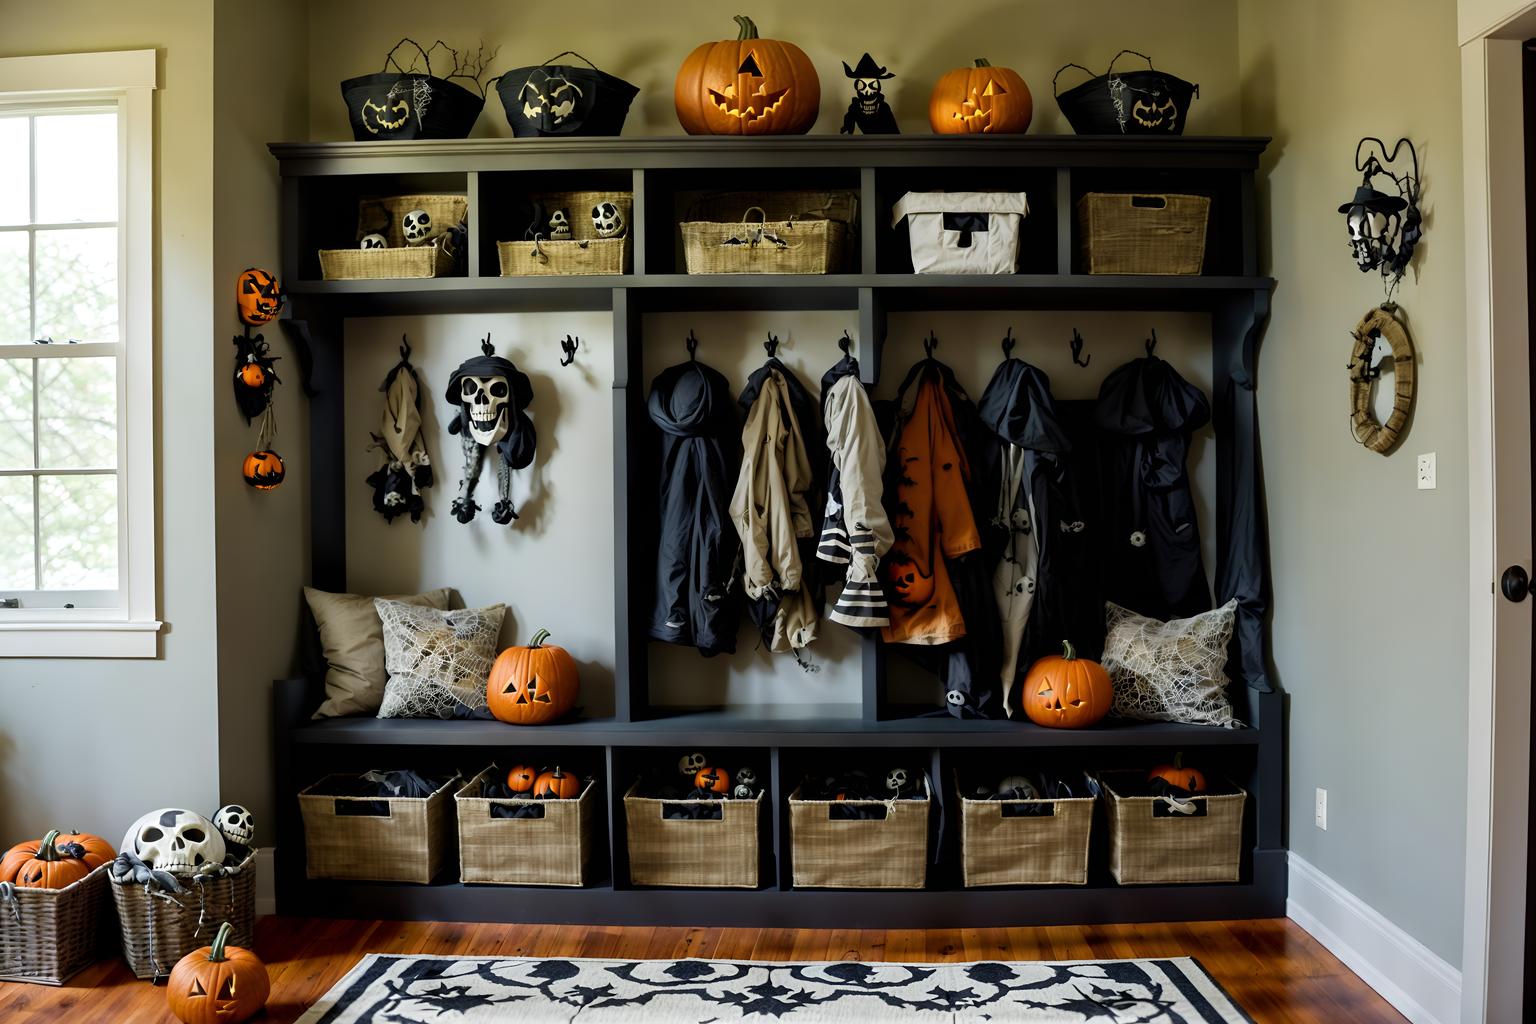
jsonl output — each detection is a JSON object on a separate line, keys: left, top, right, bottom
{"left": 1461, "top": 5, "right": 1536, "bottom": 1022}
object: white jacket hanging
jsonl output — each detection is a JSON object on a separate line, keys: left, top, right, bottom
{"left": 891, "top": 191, "right": 1030, "bottom": 274}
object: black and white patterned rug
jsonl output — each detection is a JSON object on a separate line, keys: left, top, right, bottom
{"left": 297, "top": 954, "right": 1254, "bottom": 1022}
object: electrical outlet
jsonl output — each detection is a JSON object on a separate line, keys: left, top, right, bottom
{"left": 1315, "top": 788, "right": 1328, "bottom": 831}
{"left": 1417, "top": 452, "right": 1437, "bottom": 490}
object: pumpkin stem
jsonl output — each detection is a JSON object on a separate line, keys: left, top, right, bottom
{"left": 529, "top": 628, "right": 551, "bottom": 648}
{"left": 209, "top": 921, "right": 233, "bottom": 963}
{"left": 734, "top": 15, "right": 760, "bottom": 40}
{"left": 1060, "top": 639, "right": 1077, "bottom": 661}
{"left": 1173, "top": 751, "right": 1184, "bottom": 770}
{"left": 36, "top": 830, "right": 62, "bottom": 862}
{"left": 974, "top": 58, "right": 993, "bottom": 68}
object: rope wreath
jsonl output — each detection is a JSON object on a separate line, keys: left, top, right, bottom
{"left": 1348, "top": 304, "right": 1416, "bottom": 455}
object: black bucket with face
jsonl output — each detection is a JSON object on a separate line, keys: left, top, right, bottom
{"left": 497, "top": 52, "right": 639, "bottom": 138}
{"left": 1054, "top": 50, "right": 1198, "bottom": 136}
{"left": 341, "top": 39, "right": 485, "bottom": 141}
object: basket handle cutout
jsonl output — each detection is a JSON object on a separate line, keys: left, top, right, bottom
{"left": 1130, "top": 195, "right": 1169, "bottom": 210}
{"left": 1152, "top": 796, "right": 1206, "bottom": 818}
{"left": 827, "top": 803, "right": 890, "bottom": 821}
{"left": 491, "top": 802, "right": 546, "bottom": 820}
{"left": 335, "top": 799, "right": 393, "bottom": 818}
{"left": 1000, "top": 801, "right": 1057, "bottom": 819}
{"left": 657, "top": 803, "right": 724, "bottom": 822}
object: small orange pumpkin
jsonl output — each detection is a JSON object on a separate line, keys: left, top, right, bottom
{"left": 1148, "top": 754, "right": 1207, "bottom": 793}
{"left": 1021, "top": 640, "right": 1112, "bottom": 728}
{"left": 241, "top": 450, "right": 285, "bottom": 491}
{"left": 486, "top": 630, "right": 580, "bottom": 726}
{"left": 695, "top": 767, "right": 731, "bottom": 794}
{"left": 237, "top": 362, "right": 266, "bottom": 388}
{"left": 675, "top": 15, "right": 820, "bottom": 135}
{"left": 506, "top": 765, "right": 538, "bottom": 793}
{"left": 0, "top": 831, "right": 94, "bottom": 889}
{"left": 928, "top": 58, "right": 1033, "bottom": 134}
{"left": 533, "top": 767, "right": 582, "bottom": 800}
{"left": 166, "top": 921, "right": 270, "bottom": 1024}
{"left": 236, "top": 267, "right": 284, "bottom": 326}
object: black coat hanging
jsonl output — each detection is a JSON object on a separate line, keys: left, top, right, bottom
{"left": 1094, "top": 349, "right": 1212, "bottom": 620}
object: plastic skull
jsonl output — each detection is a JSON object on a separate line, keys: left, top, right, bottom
{"left": 122, "top": 808, "right": 227, "bottom": 875}
{"left": 591, "top": 202, "right": 625, "bottom": 238}
{"left": 214, "top": 804, "right": 255, "bottom": 848}
{"left": 460, "top": 375, "right": 510, "bottom": 446}
{"left": 678, "top": 752, "right": 707, "bottom": 776}
{"left": 548, "top": 208, "right": 571, "bottom": 239}
{"left": 360, "top": 233, "right": 388, "bottom": 250}
{"left": 402, "top": 209, "right": 433, "bottom": 245}
{"left": 735, "top": 766, "right": 759, "bottom": 789}
{"left": 732, "top": 783, "right": 755, "bottom": 799}
{"left": 998, "top": 775, "right": 1039, "bottom": 799}
{"left": 885, "top": 768, "right": 909, "bottom": 792}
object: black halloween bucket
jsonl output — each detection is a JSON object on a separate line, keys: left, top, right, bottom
{"left": 341, "top": 38, "right": 486, "bottom": 141}
{"left": 1053, "top": 50, "right": 1198, "bottom": 136}
{"left": 496, "top": 52, "right": 639, "bottom": 138}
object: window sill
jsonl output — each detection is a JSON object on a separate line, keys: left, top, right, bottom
{"left": 0, "top": 620, "right": 162, "bottom": 658}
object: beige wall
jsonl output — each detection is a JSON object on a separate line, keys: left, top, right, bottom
{"left": 0, "top": 1, "right": 221, "bottom": 842}
{"left": 1239, "top": 0, "right": 1469, "bottom": 965}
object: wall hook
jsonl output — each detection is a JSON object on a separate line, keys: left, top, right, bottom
{"left": 764, "top": 332, "right": 780, "bottom": 359}
{"left": 1069, "top": 328, "right": 1091, "bottom": 368}
{"left": 1145, "top": 328, "right": 1159, "bottom": 357}
{"left": 838, "top": 329, "right": 853, "bottom": 355}
{"left": 1001, "top": 327, "right": 1016, "bottom": 359}
{"left": 923, "top": 331, "right": 939, "bottom": 358}
{"left": 559, "top": 334, "right": 579, "bottom": 367}
{"left": 686, "top": 329, "right": 699, "bottom": 361}
{"left": 399, "top": 334, "right": 412, "bottom": 362}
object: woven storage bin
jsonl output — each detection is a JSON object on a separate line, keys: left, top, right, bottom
{"left": 1077, "top": 192, "right": 1210, "bottom": 275}
{"left": 687, "top": 190, "right": 859, "bottom": 230}
{"left": 683, "top": 210, "right": 846, "bottom": 275}
{"left": 455, "top": 767, "right": 596, "bottom": 887}
{"left": 624, "top": 781, "right": 762, "bottom": 888}
{"left": 1099, "top": 771, "right": 1246, "bottom": 885}
{"left": 112, "top": 853, "right": 256, "bottom": 981}
{"left": 300, "top": 773, "right": 457, "bottom": 883}
{"left": 957, "top": 776, "right": 1095, "bottom": 888}
{"left": 531, "top": 191, "right": 632, "bottom": 242}
{"left": 356, "top": 194, "right": 469, "bottom": 247}
{"left": 789, "top": 777, "right": 930, "bottom": 889}
{"left": 0, "top": 865, "right": 111, "bottom": 985}
{"left": 321, "top": 240, "right": 456, "bottom": 280}
{"left": 498, "top": 238, "right": 629, "bottom": 276}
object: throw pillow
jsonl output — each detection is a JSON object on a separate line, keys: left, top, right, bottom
{"left": 376, "top": 599, "right": 506, "bottom": 719}
{"left": 305, "top": 586, "right": 453, "bottom": 718}
{"left": 1102, "top": 599, "right": 1242, "bottom": 728}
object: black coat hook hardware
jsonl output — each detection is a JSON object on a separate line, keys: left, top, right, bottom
{"left": 838, "top": 329, "right": 853, "bottom": 355}
{"left": 923, "top": 331, "right": 938, "bottom": 358}
{"left": 1001, "top": 327, "right": 1016, "bottom": 359}
{"left": 686, "top": 329, "right": 699, "bottom": 361}
{"left": 1145, "top": 328, "right": 1159, "bottom": 357}
{"left": 1069, "top": 328, "right": 1090, "bottom": 368}
{"left": 399, "top": 333, "right": 412, "bottom": 362}
{"left": 559, "top": 334, "right": 579, "bottom": 367}
{"left": 764, "top": 332, "right": 780, "bottom": 359}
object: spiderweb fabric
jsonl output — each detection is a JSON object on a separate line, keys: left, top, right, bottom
{"left": 375, "top": 599, "right": 505, "bottom": 719}
{"left": 1103, "top": 599, "right": 1242, "bottom": 728}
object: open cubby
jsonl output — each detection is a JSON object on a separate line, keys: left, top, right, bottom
{"left": 270, "top": 135, "right": 1280, "bottom": 927}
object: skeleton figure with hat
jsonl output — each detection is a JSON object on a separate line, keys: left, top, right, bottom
{"left": 840, "top": 53, "right": 899, "bottom": 135}
{"left": 444, "top": 335, "right": 537, "bottom": 526}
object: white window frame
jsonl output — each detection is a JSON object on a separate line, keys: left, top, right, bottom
{"left": 0, "top": 51, "right": 158, "bottom": 657}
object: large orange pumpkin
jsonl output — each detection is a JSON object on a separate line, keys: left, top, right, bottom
{"left": 928, "top": 59, "right": 1033, "bottom": 134}
{"left": 487, "top": 629, "right": 580, "bottom": 725}
{"left": 1020, "top": 640, "right": 1112, "bottom": 728}
{"left": 675, "top": 15, "right": 820, "bottom": 135}
{"left": 0, "top": 830, "right": 94, "bottom": 889}
{"left": 533, "top": 766, "right": 582, "bottom": 800}
{"left": 166, "top": 921, "right": 270, "bottom": 1024}
{"left": 52, "top": 830, "right": 114, "bottom": 869}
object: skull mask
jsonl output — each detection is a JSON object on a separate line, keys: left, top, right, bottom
{"left": 678, "top": 752, "right": 708, "bottom": 776}
{"left": 402, "top": 209, "right": 433, "bottom": 245}
{"left": 548, "top": 208, "right": 571, "bottom": 239}
{"left": 214, "top": 804, "right": 255, "bottom": 848}
{"left": 461, "top": 375, "right": 510, "bottom": 446}
{"left": 886, "top": 768, "right": 909, "bottom": 792}
{"left": 592, "top": 202, "right": 625, "bottom": 238}
{"left": 735, "top": 766, "right": 759, "bottom": 789}
{"left": 122, "top": 808, "right": 226, "bottom": 875}
{"left": 360, "top": 233, "right": 388, "bottom": 250}
{"left": 855, "top": 77, "right": 883, "bottom": 116}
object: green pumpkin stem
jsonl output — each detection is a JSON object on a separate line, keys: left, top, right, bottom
{"left": 529, "top": 629, "right": 551, "bottom": 648}
{"left": 1060, "top": 640, "right": 1077, "bottom": 661}
{"left": 208, "top": 921, "right": 233, "bottom": 963}
{"left": 36, "top": 830, "right": 62, "bottom": 862}
{"left": 734, "top": 15, "right": 760, "bottom": 40}
{"left": 1173, "top": 751, "right": 1184, "bottom": 770}
{"left": 975, "top": 58, "right": 993, "bottom": 68}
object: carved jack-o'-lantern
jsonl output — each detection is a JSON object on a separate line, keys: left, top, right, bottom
{"left": 166, "top": 921, "right": 269, "bottom": 1024}
{"left": 885, "top": 554, "right": 935, "bottom": 608}
{"left": 695, "top": 767, "right": 731, "bottom": 794}
{"left": 236, "top": 268, "right": 284, "bottom": 326}
{"left": 928, "top": 59, "right": 1033, "bottom": 135}
{"left": 241, "top": 450, "right": 285, "bottom": 491}
{"left": 1020, "top": 641, "right": 1112, "bottom": 729}
{"left": 486, "top": 629, "right": 581, "bottom": 725}
{"left": 675, "top": 15, "right": 820, "bottom": 135}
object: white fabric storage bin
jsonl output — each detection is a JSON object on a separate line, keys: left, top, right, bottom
{"left": 891, "top": 192, "right": 1030, "bottom": 274}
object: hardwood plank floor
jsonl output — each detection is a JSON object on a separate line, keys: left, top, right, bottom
{"left": 0, "top": 916, "right": 1409, "bottom": 1023}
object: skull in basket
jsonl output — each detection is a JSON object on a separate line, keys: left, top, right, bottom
{"left": 549, "top": 208, "right": 572, "bottom": 239}
{"left": 122, "top": 808, "right": 227, "bottom": 874}
{"left": 214, "top": 804, "right": 256, "bottom": 848}
{"left": 592, "top": 202, "right": 626, "bottom": 238}
{"left": 402, "top": 209, "right": 433, "bottom": 245}
{"left": 359, "top": 233, "right": 388, "bottom": 250}
{"left": 886, "top": 768, "right": 909, "bottom": 792}
{"left": 678, "top": 752, "right": 708, "bottom": 776}
{"left": 460, "top": 375, "right": 511, "bottom": 445}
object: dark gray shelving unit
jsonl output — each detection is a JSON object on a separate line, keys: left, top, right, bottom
{"left": 269, "top": 135, "right": 1281, "bottom": 927}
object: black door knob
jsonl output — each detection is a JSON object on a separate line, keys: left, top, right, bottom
{"left": 1501, "top": 565, "right": 1530, "bottom": 603}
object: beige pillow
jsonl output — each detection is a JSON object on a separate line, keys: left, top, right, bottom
{"left": 376, "top": 599, "right": 506, "bottom": 719}
{"left": 305, "top": 586, "right": 452, "bottom": 718}
{"left": 1103, "top": 599, "right": 1241, "bottom": 728}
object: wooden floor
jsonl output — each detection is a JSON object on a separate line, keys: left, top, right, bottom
{"left": 0, "top": 916, "right": 1407, "bottom": 1023}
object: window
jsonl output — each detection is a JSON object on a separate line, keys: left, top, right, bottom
{"left": 0, "top": 51, "right": 157, "bottom": 657}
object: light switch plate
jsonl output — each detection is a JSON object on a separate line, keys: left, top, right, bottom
{"left": 1417, "top": 452, "right": 1436, "bottom": 490}
{"left": 1315, "top": 788, "right": 1328, "bottom": 830}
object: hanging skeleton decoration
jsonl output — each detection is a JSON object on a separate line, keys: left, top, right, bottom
{"left": 366, "top": 336, "right": 434, "bottom": 522}
{"left": 444, "top": 335, "right": 537, "bottom": 525}
{"left": 231, "top": 332, "right": 281, "bottom": 424}
{"left": 1338, "top": 137, "right": 1423, "bottom": 304}
{"left": 840, "top": 52, "right": 898, "bottom": 134}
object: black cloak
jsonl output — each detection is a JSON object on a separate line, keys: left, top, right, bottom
{"left": 444, "top": 352, "right": 537, "bottom": 470}
{"left": 1094, "top": 355, "right": 1212, "bottom": 620}
{"left": 648, "top": 360, "right": 743, "bottom": 656}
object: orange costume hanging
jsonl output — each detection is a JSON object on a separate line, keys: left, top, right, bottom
{"left": 883, "top": 371, "right": 982, "bottom": 645}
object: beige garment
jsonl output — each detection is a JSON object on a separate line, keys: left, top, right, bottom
{"left": 306, "top": 586, "right": 453, "bottom": 718}
{"left": 822, "top": 372, "right": 893, "bottom": 583}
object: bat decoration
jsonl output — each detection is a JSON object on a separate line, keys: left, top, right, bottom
{"left": 232, "top": 332, "right": 281, "bottom": 424}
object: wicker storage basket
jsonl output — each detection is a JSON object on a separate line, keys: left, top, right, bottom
{"left": 957, "top": 776, "right": 1095, "bottom": 888}
{"left": 789, "top": 777, "right": 930, "bottom": 889}
{"left": 0, "top": 865, "right": 111, "bottom": 985}
{"left": 319, "top": 193, "right": 468, "bottom": 280}
{"left": 1098, "top": 771, "right": 1246, "bottom": 885}
{"left": 531, "top": 191, "right": 632, "bottom": 242}
{"left": 455, "top": 768, "right": 596, "bottom": 887}
{"left": 356, "top": 194, "right": 469, "bottom": 247}
{"left": 623, "top": 781, "right": 762, "bottom": 888}
{"left": 111, "top": 853, "right": 256, "bottom": 981}
{"left": 498, "top": 238, "right": 629, "bottom": 276}
{"left": 1077, "top": 192, "right": 1210, "bottom": 275}
{"left": 683, "top": 210, "right": 846, "bottom": 275}
{"left": 300, "top": 773, "right": 458, "bottom": 883}
{"left": 687, "top": 190, "right": 859, "bottom": 229}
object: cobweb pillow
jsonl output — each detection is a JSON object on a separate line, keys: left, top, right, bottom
{"left": 376, "top": 598, "right": 506, "bottom": 719}
{"left": 1102, "top": 599, "right": 1242, "bottom": 728}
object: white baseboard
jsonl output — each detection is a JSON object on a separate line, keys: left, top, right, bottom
{"left": 255, "top": 846, "right": 275, "bottom": 917}
{"left": 1287, "top": 852, "right": 1462, "bottom": 1024}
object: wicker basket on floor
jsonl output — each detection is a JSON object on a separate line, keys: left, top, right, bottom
{"left": 0, "top": 864, "right": 111, "bottom": 985}
{"left": 455, "top": 767, "right": 596, "bottom": 887}
{"left": 624, "top": 781, "right": 762, "bottom": 888}
{"left": 1077, "top": 192, "right": 1210, "bottom": 275}
{"left": 956, "top": 774, "right": 1095, "bottom": 887}
{"left": 1098, "top": 770, "right": 1246, "bottom": 884}
{"left": 300, "top": 773, "right": 458, "bottom": 884}
{"left": 789, "top": 777, "right": 930, "bottom": 889}
{"left": 111, "top": 852, "right": 256, "bottom": 981}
